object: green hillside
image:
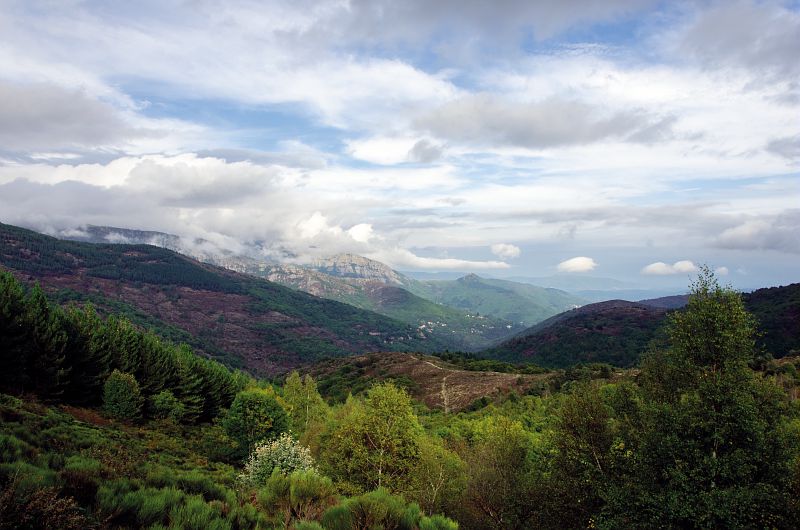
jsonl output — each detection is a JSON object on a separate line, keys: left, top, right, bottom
{"left": 409, "top": 273, "right": 585, "bottom": 326}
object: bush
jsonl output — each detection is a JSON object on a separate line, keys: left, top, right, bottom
{"left": 321, "top": 488, "right": 434, "bottom": 530}
{"left": 0, "top": 434, "right": 36, "bottom": 463}
{"left": 257, "top": 470, "right": 337, "bottom": 527}
{"left": 103, "top": 370, "right": 143, "bottom": 421}
{"left": 59, "top": 456, "right": 104, "bottom": 505}
{"left": 151, "top": 390, "right": 186, "bottom": 423}
{"left": 241, "top": 433, "right": 316, "bottom": 486}
{"left": 0, "top": 481, "right": 88, "bottom": 530}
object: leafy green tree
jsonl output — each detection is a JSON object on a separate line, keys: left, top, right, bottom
{"left": 407, "top": 435, "right": 466, "bottom": 517}
{"left": 319, "top": 383, "right": 422, "bottom": 494}
{"left": 151, "top": 389, "right": 186, "bottom": 422}
{"left": 548, "top": 382, "right": 617, "bottom": 528}
{"left": 282, "top": 371, "right": 329, "bottom": 434}
{"left": 461, "top": 414, "right": 543, "bottom": 530}
{"left": 603, "top": 268, "right": 799, "bottom": 527}
{"left": 103, "top": 370, "right": 144, "bottom": 421}
{"left": 223, "top": 388, "right": 289, "bottom": 459}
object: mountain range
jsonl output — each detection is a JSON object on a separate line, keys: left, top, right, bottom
{"left": 58, "top": 225, "right": 586, "bottom": 350}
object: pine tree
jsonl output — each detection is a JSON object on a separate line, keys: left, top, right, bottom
{"left": 61, "top": 305, "right": 111, "bottom": 405}
{"left": 0, "top": 272, "right": 31, "bottom": 393}
{"left": 25, "top": 284, "right": 69, "bottom": 399}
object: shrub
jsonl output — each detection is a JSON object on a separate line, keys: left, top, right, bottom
{"left": 0, "top": 481, "right": 88, "bottom": 530}
{"left": 59, "top": 456, "right": 104, "bottom": 505}
{"left": 321, "top": 488, "right": 418, "bottom": 530}
{"left": 241, "top": 433, "right": 316, "bottom": 486}
{"left": 257, "top": 470, "right": 337, "bottom": 527}
{"left": 151, "top": 390, "right": 186, "bottom": 423}
{"left": 168, "top": 494, "right": 231, "bottom": 530}
{"left": 0, "top": 434, "right": 36, "bottom": 463}
{"left": 103, "top": 370, "right": 143, "bottom": 421}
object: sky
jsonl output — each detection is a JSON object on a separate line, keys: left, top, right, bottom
{"left": 0, "top": 0, "right": 798, "bottom": 289}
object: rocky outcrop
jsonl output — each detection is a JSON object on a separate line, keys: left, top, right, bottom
{"left": 309, "top": 253, "right": 408, "bottom": 285}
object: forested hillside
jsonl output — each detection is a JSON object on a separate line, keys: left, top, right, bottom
{"left": 0, "top": 223, "right": 445, "bottom": 373}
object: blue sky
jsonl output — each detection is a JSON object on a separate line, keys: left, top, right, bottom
{"left": 0, "top": 0, "right": 797, "bottom": 288}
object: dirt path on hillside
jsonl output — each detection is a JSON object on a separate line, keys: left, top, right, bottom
{"left": 416, "top": 357, "right": 452, "bottom": 413}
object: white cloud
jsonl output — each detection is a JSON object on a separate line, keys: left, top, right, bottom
{"left": 347, "top": 223, "right": 375, "bottom": 243}
{"left": 715, "top": 266, "right": 729, "bottom": 276}
{"left": 415, "top": 95, "right": 674, "bottom": 149}
{"left": 641, "top": 260, "right": 698, "bottom": 275}
{"left": 490, "top": 243, "right": 521, "bottom": 259}
{"left": 557, "top": 256, "right": 597, "bottom": 273}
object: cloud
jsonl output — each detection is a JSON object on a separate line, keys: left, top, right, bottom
{"left": 305, "top": 0, "right": 657, "bottom": 46}
{"left": 407, "top": 139, "right": 443, "bottom": 163}
{"left": 490, "top": 243, "right": 521, "bottom": 259}
{"left": 714, "top": 211, "right": 800, "bottom": 253}
{"left": 766, "top": 135, "right": 800, "bottom": 160}
{"left": 641, "top": 260, "right": 698, "bottom": 275}
{"left": 0, "top": 81, "right": 135, "bottom": 151}
{"left": 671, "top": 1, "right": 800, "bottom": 82}
{"left": 557, "top": 256, "right": 597, "bottom": 273}
{"left": 415, "top": 95, "right": 674, "bottom": 149}
{"left": 374, "top": 248, "right": 510, "bottom": 271}
{"left": 715, "top": 266, "right": 729, "bottom": 276}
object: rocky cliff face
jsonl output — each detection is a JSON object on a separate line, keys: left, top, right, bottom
{"left": 260, "top": 264, "right": 361, "bottom": 298}
{"left": 309, "top": 253, "right": 408, "bottom": 285}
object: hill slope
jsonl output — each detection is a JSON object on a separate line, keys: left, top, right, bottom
{"left": 483, "top": 285, "right": 800, "bottom": 368}
{"left": 409, "top": 273, "right": 585, "bottom": 326}
{"left": 0, "top": 222, "right": 444, "bottom": 374}
{"left": 308, "top": 351, "right": 551, "bottom": 412}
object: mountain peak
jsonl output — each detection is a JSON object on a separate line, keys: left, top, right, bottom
{"left": 310, "top": 254, "right": 406, "bottom": 285}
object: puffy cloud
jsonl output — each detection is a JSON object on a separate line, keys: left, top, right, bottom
{"left": 347, "top": 223, "right": 375, "bottom": 243}
{"left": 715, "top": 266, "right": 729, "bottom": 276}
{"left": 415, "top": 95, "right": 674, "bottom": 149}
{"left": 490, "top": 243, "right": 521, "bottom": 259}
{"left": 641, "top": 260, "right": 698, "bottom": 275}
{"left": 557, "top": 256, "right": 597, "bottom": 273}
